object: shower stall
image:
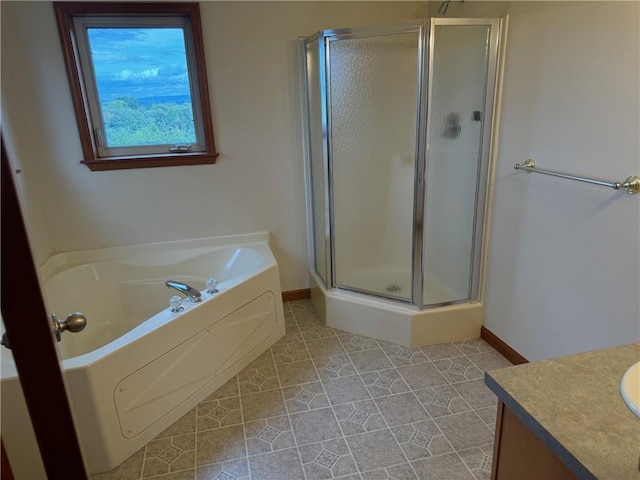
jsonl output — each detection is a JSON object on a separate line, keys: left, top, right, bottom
{"left": 300, "top": 18, "right": 503, "bottom": 346}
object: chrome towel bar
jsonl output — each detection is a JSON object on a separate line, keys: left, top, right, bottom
{"left": 514, "top": 159, "right": 640, "bottom": 195}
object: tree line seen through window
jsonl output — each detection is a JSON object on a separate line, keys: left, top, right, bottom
{"left": 102, "top": 96, "right": 196, "bottom": 147}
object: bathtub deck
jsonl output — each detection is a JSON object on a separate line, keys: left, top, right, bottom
{"left": 91, "top": 300, "right": 511, "bottom": 480}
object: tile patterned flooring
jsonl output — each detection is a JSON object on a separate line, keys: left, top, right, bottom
{"left": 92, "top": 300, "right": 512, "bottom": 480}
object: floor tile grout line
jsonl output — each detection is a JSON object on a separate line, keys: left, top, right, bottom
{"left": 246, "top": 388, "right": 494, "bottom": 437}
{"left": 357, "top": 457, "right": 429, "bottom": 475}
{"left": 240, "top": 302, "right": 504, "bottom": 479}
{"left": 243, "top": 410, "right": 493, "bottom": 443}
{"left": 401, "top": 404, "right": 466, "bottom": 477}
{"left": 141, "top": 429, "right": 200, "bottom": 479}
{"left": 370, "top": 341, "right": 428, "bottom": 480}
{"left": 453, "top": 445, "right": 481, "bottom": 478}
{"left": 194, "top": 402, "right": 199, "bottom": 479}
{"left": 243, "top": 347, "right": 302, "bottom": 480}
{"left": 295, "top": 305, "right": 364, "bottom": 480}
{"left": 95, "top": 300, "right": 504, "bottom": 480}
{"left": 429, "top": 348, "right": 501, "bottom": 480}
{"left": 139, "top": 444, "right": 148, "bottom": 480}
{"left": 217, "top": 309, "right": 496, "bottom": 478}
{"left": 189, "top": 424, "right": 197, "bottom": 479}
{"left": 292, "top": 313, "right": 354, "bottom": 476}
{"left": 269, "top": 323, "right": 309, "bottom": 480}
{"left": 290, "top": 300, "right": 495, "bottom": 479}
{"left": 230, "top": 373, "right": 250, "bottom": 480}
{"left": 386, "top": 343, "right": 501, "bottom": 475}
{"left": 302, "top": 309, "right": 496, "bottom": 478}
{"left": 456, "top": 443, "right": 495, "bottom": 479}
{"left": 192, "top": 390, "right": 246, "bottom": 479}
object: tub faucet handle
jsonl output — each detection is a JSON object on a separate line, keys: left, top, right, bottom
{"left": 206, "top": 277, "right": 219, "bottom": 294}
{"left": 170, "top": 295, "right": 184, "bottom": 313}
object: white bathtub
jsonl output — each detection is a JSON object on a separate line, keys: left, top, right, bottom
{"left": 1, "top": 232, "right": 285, "bottom": 476}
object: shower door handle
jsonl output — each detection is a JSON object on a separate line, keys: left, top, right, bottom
{"left": 51, "top": 312, "right": 87, "bottom": 342}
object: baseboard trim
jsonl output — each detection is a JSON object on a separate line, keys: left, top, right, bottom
{"left": 282, "top": 289, "right": 311, "bottom": 302}
{"left": 280, "top": 292, "right": 528, "bottom": 363}
{"left": 481, "top": 326, "right": 528, "bottom": 365}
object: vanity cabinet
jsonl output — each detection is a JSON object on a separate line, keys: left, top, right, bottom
{"left": 485, "top": 342, "right": 640, "bottom": 480}
{"left": 491, "top": 400, "right": 577, "bottom": 479}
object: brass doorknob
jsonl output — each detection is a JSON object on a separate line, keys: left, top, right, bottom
{"left": 51, "top": 312, "right": 87, "bottom": 342}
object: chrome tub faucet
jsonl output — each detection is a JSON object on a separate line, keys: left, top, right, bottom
{"left": 165, "top": 280, "right": 202, "bottom": 302}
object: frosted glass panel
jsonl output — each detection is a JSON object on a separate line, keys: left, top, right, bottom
{"left": 423, "top": 25, "right": 490, "bottom": 305}
{"left": 330, "top": 32, "right": 419, "bottom": 301}
{"left": 305, "top": 39, "right": 327, "bottom": 283}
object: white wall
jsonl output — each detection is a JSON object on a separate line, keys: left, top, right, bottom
{"left": 1, "top": 19, "right": 55, "bottom": 269}
{"left": 1, "top": 1, "right": 425, "bottom": 292}
{"left": 458, "top": 1, "right": 639, "bottom": 361}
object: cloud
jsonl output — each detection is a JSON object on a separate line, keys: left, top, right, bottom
{"left": 114, "top": 68, "right": 160, "bottom": 81}
{"left": 89, "top": 28, "right": 191, "bottom": 99}
{"left": 159, "top": 64, "right": 187, "bottom": 76}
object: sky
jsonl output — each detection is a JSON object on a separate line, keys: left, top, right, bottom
{"left": 87, "top": 27, "right": 192, "bottom": 102}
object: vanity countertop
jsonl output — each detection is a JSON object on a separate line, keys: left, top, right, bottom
{"left": 485, "top": 342, "right": 640, "bottom": 480}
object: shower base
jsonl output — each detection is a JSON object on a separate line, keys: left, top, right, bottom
{"left": 310, "top": 271, "right": 482, "bottom": 347}
{"left": 336, "top": 266, "right": 461, "bottom": 305}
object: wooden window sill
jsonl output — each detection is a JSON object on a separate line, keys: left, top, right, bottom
{"left": 81, "top": 153, "right": 219, "bottom": 171}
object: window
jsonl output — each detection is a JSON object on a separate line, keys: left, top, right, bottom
{"left": 54, "top": 2, "right": 218, "bottom": 170}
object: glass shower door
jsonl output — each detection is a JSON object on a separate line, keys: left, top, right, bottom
{"left": 328, "top": 26, "right": 424, "bottom": 301}
{"left": 422, "top": 20, "right": 498, "bottom": 306}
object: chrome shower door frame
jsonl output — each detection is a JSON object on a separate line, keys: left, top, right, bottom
{"left": 299, "top": 34, "right": 332, "bottom": 287}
